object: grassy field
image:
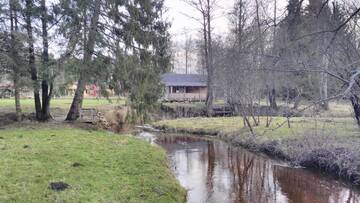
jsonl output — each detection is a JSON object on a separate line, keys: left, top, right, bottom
{"left": 154, "top": 116, "right": 359, "bottom": 139}
{"left": 162, "top": 100, "right": 354, "bottom": 118}
{"left": 0, "top": 97, "right": 126, "bottom": 113}
{"left": 0, "top": 126, "right": 185, "bottom": 202}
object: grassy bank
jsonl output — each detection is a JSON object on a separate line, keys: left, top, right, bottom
{"left": 154, "top": 116, "right": 360, "bottom": 185}
{"left": 0, "top": 126, "right": 185, "bottom": 202}
{"left": 162, "top": 101, "right": 353, "bottom": 118}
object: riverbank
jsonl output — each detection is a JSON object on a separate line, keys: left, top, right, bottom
{"left": 0, "top": 98, "right": 131, "bottom": 132}
{"left": 153, "top": 116, "right": 360, "bottom": 186}
{"left": 0, "top": 124, "right": 186, "bottom": 202}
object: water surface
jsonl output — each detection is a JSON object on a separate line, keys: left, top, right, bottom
{"left": 141, "top": 133, "right": 360, "bottom": 203}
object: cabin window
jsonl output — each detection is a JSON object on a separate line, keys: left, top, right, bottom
{"left": 173, "top": 86, "right": 186, "bottom": 93}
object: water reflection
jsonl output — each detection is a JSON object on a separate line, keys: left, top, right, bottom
{"left": 155, "top": 134, "right": 360, "bottom": 203}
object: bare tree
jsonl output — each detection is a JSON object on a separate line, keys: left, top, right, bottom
{"left": 183, "top": 0, "right": 218, "bottom": 115}
{"left": 184, "top": 35, "right": 194, "bottom": 74}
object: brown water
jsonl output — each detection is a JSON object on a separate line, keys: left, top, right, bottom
{"left": 140, "top": 133, "right": 360, "bottom": 203}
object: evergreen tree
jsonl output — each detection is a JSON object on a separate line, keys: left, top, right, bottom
{"left": 112, "top": 0, "right": 170, "bottom": 123}
{"left": 0, "top": 0, "right": 27, "bottom": 121}
{"left": 61, "top": 0, "right": 170, "bottom": 122}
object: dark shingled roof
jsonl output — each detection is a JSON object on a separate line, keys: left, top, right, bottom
{"left": 161, "top": 73, "right": 207, "bottom": 87}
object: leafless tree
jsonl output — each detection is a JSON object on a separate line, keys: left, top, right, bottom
{"left": 183, "top": 0, "right": 218, "bottom": 115}
{"left": 210, "top": 0, "right": 360, "bottom": 128}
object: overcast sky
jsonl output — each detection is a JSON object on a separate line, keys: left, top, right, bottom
{"left": 164, "top": 0, "right": 289, "bottom": 41}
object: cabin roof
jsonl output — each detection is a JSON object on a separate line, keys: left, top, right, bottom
{"left": 161, "top": 73, "right": 207, "bottom": 87}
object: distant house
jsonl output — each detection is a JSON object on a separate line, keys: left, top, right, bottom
{"left": 66, "top": 83, "right": 101, "bottom": 98}
{"left": 161, "top": 73, "right": 207, "bottom": 102}
{"left": 0, "top": 82, "right": 13, "bottom": 98}
{"left": 66, "top": 83, "right": 114, "bottom": 98}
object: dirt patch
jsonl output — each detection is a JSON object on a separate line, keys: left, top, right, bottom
{"left": 71, "top": 162, "right": 83, "bottom": 167}
{"left": 23, "top": 145, "right": 30, "bottom": 149}
{"left": 49, "top": 182, "right": 70, "bottom": 191}
{"left": 0, "top": 113, "right": 18, "bottom": 127}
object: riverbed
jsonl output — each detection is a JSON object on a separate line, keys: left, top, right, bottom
{"left": 139, "top": 132, "right": 360, "bottom": 203}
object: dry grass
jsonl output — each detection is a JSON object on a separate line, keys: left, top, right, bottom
{"left": 154, "top": 116, "right": 358, "bottom": 139}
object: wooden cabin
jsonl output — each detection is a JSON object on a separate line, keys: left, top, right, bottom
{"left": 161, "top": 73, "right": 207, "bottom": 102}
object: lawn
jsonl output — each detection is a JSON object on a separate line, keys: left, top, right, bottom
{"left": 0, "top": 126, "right": 185, "bottom": 202}
{"left": 0, "top": 97, "right": 126, "bottom": 113}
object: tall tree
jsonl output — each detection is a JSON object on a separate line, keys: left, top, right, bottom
{"left": 184, "top": 0, "right": 217, "bottom": 115}
{"left": 25, "top": 0, "right": 42, "bottom": 120}
{"left": 306, "top": 0, "right": 333, "bottom": 110}
{"left": 184, "top": 35, "right": 194, "bottom": 74}
{"left": 112, "top": 0, "right": 171, "bottom": 123}
{"left": 65, "top": 0, "right": 102, "bottom": 121}
{"left": 9, "top": 0, "right": 22, "bottom": 121}
{"left": 40, "top": 0, "right": 53, "bottom": 120}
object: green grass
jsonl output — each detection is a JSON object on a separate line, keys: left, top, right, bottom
{"left": 0, "top": 97, "right": 126, "bottom": 113}
{"left": 154, "top": 116, "right": 359, "bottom": 140}
{"left": 162, "top": 100, "right": 226, "bottom": 109}
{"left": 0, "top": 126, "right": 185, "bottom": 202}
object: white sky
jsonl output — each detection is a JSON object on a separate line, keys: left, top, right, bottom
{"left": 164, "top": 0, "right": 234, "bottom": 40}
{"left": 164, "top": 0, "right": 290, "bottom": 73}
{"left": 164, "top": 0, "right": 289, "bottom": 41}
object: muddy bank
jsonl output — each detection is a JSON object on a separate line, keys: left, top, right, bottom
{"left": 154, "top": 124, "right": 360, "bottom": 186}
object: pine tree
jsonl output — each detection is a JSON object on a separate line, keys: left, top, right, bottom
{"left": 64, "top": 0, "right": 103, "bottom": 121}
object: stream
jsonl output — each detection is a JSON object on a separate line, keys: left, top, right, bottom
{"left": 138, "top": 132, "right": 360, "bottom": 203}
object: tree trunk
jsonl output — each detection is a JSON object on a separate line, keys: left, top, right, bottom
{"left": 268, "top": 88, "right": 278, "bottom": 110}
{"left": 185, "top": 43, "right": 188, "bottom": 74}
{"left": 14, "top": 79, "right": 22, "bottom": 121}
{"left": 293, "top": 95, "right": 301, "bottom": 110}
{"left": 41, "top": 81, "right": 53, "bottom": 120}
{"left": 66, "top": 0, "right": 101, "bottom": 121}
{"left": 40, "top": 0, "right": 52, "bottom": 121}
{"left": 25, "top": 0, "right": 42, "bottom": 120}
{"left": 320, "top": 56, "right": 329, "bottom": 110}
{"left": 350, "top": 95, "right": 360, "bottom": 126}
{"left": 66, "top": 75, "right": 86, "bottom": 120}
{"left": 10, "top": 0, "right": 22, "bottom": 121}
{"left": 206, "top": 0, "right": 214, "bottom": 115}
